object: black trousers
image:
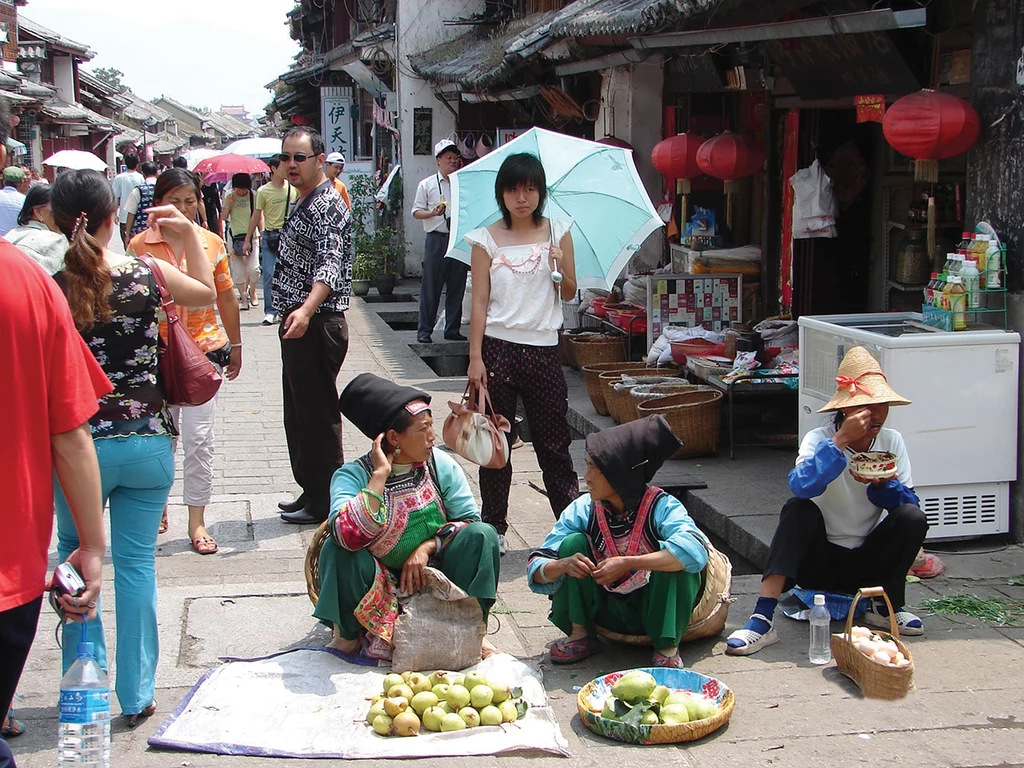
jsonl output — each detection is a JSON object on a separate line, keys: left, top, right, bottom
{"left": 418, "top": 231, "right": 468, "bottom": 337}
{"left": 280, "top": 311, "right": 348, "bottom": 517}
{"left": 763, "top": 498, "right": 928, "bottom": 609}
{"left": 0, "top": 596, "right": 42, "bottom": 740}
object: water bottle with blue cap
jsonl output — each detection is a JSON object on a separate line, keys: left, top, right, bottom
{"left": 58, "top": 620, "right": 110, "bottom": 767}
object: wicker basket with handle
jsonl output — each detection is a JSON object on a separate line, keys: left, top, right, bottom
{"left": 637, "top": 390, "right": 723, "bottom": 458}
{"left": 831, "top": 586, "right": 915, "bottom": 700}
{"left": 602, "top": 371, "right": 676, "bottom": 424}
{"left": 581, "top": 362, "right": 642, "bottom": 416}
{"left": 630, "top": 381, "right": 703, "bottom": 420}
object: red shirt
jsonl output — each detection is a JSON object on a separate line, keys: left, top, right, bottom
{"left": 0, "top": 245, "right": 112, "bottom": 612}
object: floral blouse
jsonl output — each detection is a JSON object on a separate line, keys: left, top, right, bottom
{"left": 56, "top": 256, "right": 172, "bottom": 438}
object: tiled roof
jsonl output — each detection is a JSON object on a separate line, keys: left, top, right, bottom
{"left": 18, "top": 15, "right": 95, "bottom": 58}
{"left": 548, "top": 0, "right": 713, "bottom": 36}
{"left": 39, "top": 100, "right": 116, "bottom": 130}
{"left": 122, "top": 91, "right": 172, "bottom": 124}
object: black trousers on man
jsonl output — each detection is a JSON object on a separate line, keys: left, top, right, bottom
{"left": 418, "top": 231, "right": 468, "bottom": 339}
{"left": 0, "top": 596, "right": 42, "bottom": 768}
{"left": 280, "top": 311, "right": 349, "bottom": 519}
{"left": 763, "top": 498, "right": 928, "bottom": 609}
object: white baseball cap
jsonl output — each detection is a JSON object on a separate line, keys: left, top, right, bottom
{"left": 325, "top": 152, "right": 345, "bottom": 165}
{"left": 434, "top": 139, "right": 460, "bottom": 158}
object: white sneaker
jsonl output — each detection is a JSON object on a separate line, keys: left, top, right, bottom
{"left": 262, "top": 313, "right": 276, "bottom": 326}
{"left": 498, "top": 534, "right": 508, "bottom": 556}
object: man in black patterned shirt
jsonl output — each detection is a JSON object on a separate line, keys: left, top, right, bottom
{"left": 273, "top": 127, "right": 353, "bottom": 524}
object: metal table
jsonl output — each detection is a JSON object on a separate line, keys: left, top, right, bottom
{"left": 703, "top": 372, "right": 799, "bottom": 459}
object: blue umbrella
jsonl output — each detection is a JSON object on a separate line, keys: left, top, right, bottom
{"left": 444, "top": 127, "right": 663, "bottom": 289}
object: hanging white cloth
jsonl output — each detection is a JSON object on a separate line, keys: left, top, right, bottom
{"left": 790, "top": 160, "right": 837, "bottom": 239}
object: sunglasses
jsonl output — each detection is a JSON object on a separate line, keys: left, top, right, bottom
{"left": 278, "top": 152, "right": 318, "bottom": 164}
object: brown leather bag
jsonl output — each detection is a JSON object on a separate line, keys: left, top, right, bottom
{"left": 442, "top": 382, "right": 510, "bottom": 469}
{"left": 138, "top": 254, "right": 222, "bottom": 407}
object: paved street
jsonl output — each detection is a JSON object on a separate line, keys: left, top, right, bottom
{"left": 9, "top": 293, "right": 1024, "bottom": 768}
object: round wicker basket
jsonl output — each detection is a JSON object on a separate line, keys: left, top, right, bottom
{"left": 571, "top": 336, "right": 626, "bottom": 369}
{"left": 581, "top": 362, "right": 642, "bottom": 416}
{"left": 629, "top": 381, "right": 701, "bottom": 420}
{"left": 599, "top": 368, "right": 666, "bottom": 424}
{"left": 577, "top": 667, "right": 735, "bottom": 744}
{"left": 304, "top": 520, "right": 332, "bottom": 606}
{"left": 637, "top": 390, "right": 723, "bottom": 458}
{"left": 595, "top": 540, "right": 733, "bottom": 645}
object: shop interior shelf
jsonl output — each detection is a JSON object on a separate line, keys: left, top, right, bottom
{"left": 887, "top": 280, "right": 927, "bottom": 292}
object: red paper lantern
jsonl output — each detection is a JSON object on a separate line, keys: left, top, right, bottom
{"left": 696, "top": 131, "right": 764, "bottom": 190}
{"left": 882, "top": 89, "right": 980, "bottom": 182}
{"left": 651, "top": 132, "right": 703, "bottom": 194}
{"left": 597, "top": 135, "right": 634, "bottom": 151}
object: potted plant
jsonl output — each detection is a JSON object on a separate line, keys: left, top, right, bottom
{"left": 351, "top": 250, "right": 377, "bottom": 296}
{"left": 357, "top": 227, "right": 403, "bottom": 296}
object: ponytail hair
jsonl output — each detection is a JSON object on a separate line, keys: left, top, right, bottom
{"left": 50, "top": 170, "right": 118, "bottom": 331}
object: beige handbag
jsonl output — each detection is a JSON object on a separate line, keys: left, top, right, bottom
{"left": 442, "top": 383, "right": 511, "bottom": 469}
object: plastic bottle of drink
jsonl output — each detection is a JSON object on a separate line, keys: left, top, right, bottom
{"left": 58, "top": 637, "right": 110, "bottom": 768}
{"left": 957, "top": 231, "right": 974, "bottom": 257}
{"left": 961, "top": 258, "right": 981, "bottom": 309}
{"left": 973, "top": 234, "right": 990, "bottom": 288}
{"left": 948, "top": 275, "right": 967, "bottom": 331}
{"left": 924, "top": 272, "right": 938, "bottom": 307}
{"left": 809, "top": 593, "right": 832, "bottom": 665}
{"left": 942, "top": 251, "right": 956, "bottom": 274}
{"left": 937, "top": 273, "right": 950, "bottom": 310}
{"left": 985, "top": 238, "right": 1002, "bottom": 289}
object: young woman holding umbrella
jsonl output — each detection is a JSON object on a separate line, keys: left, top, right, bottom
{"left": 465, "top": 152, "right": 579, "bottom": 555}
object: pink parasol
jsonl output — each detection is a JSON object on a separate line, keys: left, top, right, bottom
{"left": 192, "top": 153, "right": 271, "bottom": 183}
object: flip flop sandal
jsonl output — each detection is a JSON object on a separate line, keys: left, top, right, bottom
{"left": 191, "top": 536, "right": 218, "bottom": 555}
{"left": 652, "top": 650, "right": 685, "bottom": 668}
{"left": 158, "top": 510, "right": 168, "bottom": 535}
{"left": 481, "top": 645, "right": 502, "bottom": 660}
{"left": 549, "top": 636, "right": 600, "bottom": 664}
{"left": 124, "top": 701, "right": 156, "bottom": 729}
{"left": 725, "top": 614, "right": 779, "bottom": 656}
{"left": 2, "top": 709, "right": 25, "bottom": 738}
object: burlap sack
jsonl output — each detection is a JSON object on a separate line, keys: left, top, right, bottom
{"left": 390, "top": 567, "right": 486, "bottom": 673}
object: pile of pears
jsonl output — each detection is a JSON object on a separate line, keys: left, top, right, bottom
{"left": 366, "top": 669, "right": 529, "bottom": 737}
{"left": 597, "top": 670, "right": 720, "bottom": 726}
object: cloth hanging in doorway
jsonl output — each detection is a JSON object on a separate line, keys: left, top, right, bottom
{"left": 790, "top": 160, "right": 838, "bottom": 239}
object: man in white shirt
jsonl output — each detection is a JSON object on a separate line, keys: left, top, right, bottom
{"left": 411, "top": 139, "right": 466, "bottom": 344}
{"left": 110, "top": 154, "right": 144, "bottom": 242}
{"left": 0, "top": 166, "right": 26, "bottom": 236}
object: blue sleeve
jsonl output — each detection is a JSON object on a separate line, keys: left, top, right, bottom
{"left": 866, "top": 479, "right": 920, "bottom": 510}
{"left": 652, "top": 494, "right": 710, "bottom": 573}
{"left": 527, "top": 496, "right": 592, "bottom": 596}
{"left": 328, "top": 462, "right": 371, "bottom": 520}
{"left": 789, "top": 439, "right": 847, "bottom": 498}
{"left": 433, "top": 449, "right": 480, "bottom": 522}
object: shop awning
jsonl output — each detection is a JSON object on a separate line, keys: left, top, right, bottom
{"left": 550, "top": 0, "right": 716, "bottom": 37}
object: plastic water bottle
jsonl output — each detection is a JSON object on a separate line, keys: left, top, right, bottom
{"left": 808, "top": 593, "right": 832, "bottom": 665}
{"left": 58, "top": 627, "right": 110, "bottom": 767}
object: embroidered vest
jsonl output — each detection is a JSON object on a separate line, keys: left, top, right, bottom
{"left": 130, "top": 183, "right": 155, "bottom": 237}
{"left": 589, "top": 486, "right": 664, "bottom": 595}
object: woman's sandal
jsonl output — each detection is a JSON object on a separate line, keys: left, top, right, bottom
{"left": 652, "top": 650, "right": 685, "bottom": 668}
{"left": 2, "top": 708, "right": 25, "bottom": 738}
{"left": 724, "top": 614, "right": 779, "bottom": 656}
{"left": 191, "top": 536, "right": 218, "bottom": 555}
{"left": 158, "top": 510, "right": 168, "bottom": 535}
{"left": 124, "top": 702, "right": 157, "bottom": 729}
{"left": 549, "top": 636, "right": 600, "bottom": 664}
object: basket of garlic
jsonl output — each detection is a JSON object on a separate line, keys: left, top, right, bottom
{"left": 831, "top": 586, "right": 914, "bottom": 700}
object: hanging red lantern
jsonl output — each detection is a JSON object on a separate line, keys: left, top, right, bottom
{"left": 696, "top": 131, "right": 764, "bottom": 192}
{"left": 651, "top": 132, "right": 702, "bottom": 195}
{"left": 882, "top": 89, "right": 980, "bottom": 183}
{"left": 597, "top": 135, "right": 634, "bottom": 151}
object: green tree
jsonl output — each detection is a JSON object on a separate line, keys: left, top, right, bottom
{"left": 93, "top": 67, "right": 125, "bottom": 92}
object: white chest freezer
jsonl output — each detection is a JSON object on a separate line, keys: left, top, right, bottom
{"left": 799, "top": 313, "right": 1020, "bottom": 539}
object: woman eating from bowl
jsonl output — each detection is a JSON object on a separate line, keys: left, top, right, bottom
{"left": 725, "top": 346, "right": 928, "bottom": 656}
{"left": 465, "top": 152, "right": 579, "bottom": 556}
{"left": 527, "top": 415, "right": 710, "bottom": 668}
{"left": 314, "top": 373, "right": 502, "bottom": 660}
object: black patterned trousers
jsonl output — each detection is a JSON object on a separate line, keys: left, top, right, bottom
{"left": 479, "top": 335, "right": 579, "bottom": 534}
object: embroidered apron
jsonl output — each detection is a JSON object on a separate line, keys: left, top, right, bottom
{"left": 589, "top": 487, "right": 664, "bottom": 595}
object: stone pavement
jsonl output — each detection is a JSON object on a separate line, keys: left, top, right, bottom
{"left": 9, "top": 287, "right": 1024, "bottom": 768}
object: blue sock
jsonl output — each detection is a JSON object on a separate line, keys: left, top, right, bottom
{"left": 727, "top": 596, "right": 778, "bottom": 647}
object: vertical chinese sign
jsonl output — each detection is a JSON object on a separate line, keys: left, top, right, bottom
{"left": 320, "top": 89, "right": 352, "bottom": 161}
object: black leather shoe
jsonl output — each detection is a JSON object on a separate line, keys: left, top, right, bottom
{"left": 280, "top": 509, "right": 327, "bottom": 525}
{"left": 278, "top": 494, "right": 306, "bottom": 513}
{"left": 444, "top": 332, "right": 467, "bottom": 341}
{"left": 417, "top": 335, "right": 432, "bottom": 344}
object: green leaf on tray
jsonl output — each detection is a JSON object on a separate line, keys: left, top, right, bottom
{"left": 515, "top": 699, "right": 530, "bottom": 720}
{"left": 619, "top": 700, "right": 656, "bottom": 728}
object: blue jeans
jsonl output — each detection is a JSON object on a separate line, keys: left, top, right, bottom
{"left": 261, "top": 231, "right": 279, "bottom": 314}
{"left": 54, "top": 433, "right": 174, "bottom": 716}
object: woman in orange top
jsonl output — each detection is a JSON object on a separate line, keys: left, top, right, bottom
{"left": 128, "top": 169, "right": 242, "bottom": 555}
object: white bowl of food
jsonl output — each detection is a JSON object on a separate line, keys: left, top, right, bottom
{"left": 849, "top": 451, "right": 898, "bottom": 482}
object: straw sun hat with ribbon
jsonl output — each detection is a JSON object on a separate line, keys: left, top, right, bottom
{"left": 817, "top": 346, "right": 912, "bottom": 413}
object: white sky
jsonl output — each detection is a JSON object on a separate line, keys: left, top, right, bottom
{"left": 20, "top": 0, "right": 300, "bottom": 117}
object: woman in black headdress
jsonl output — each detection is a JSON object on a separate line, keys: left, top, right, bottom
{"left": 527, "top": 416, "right": 710, "bottom": 667}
